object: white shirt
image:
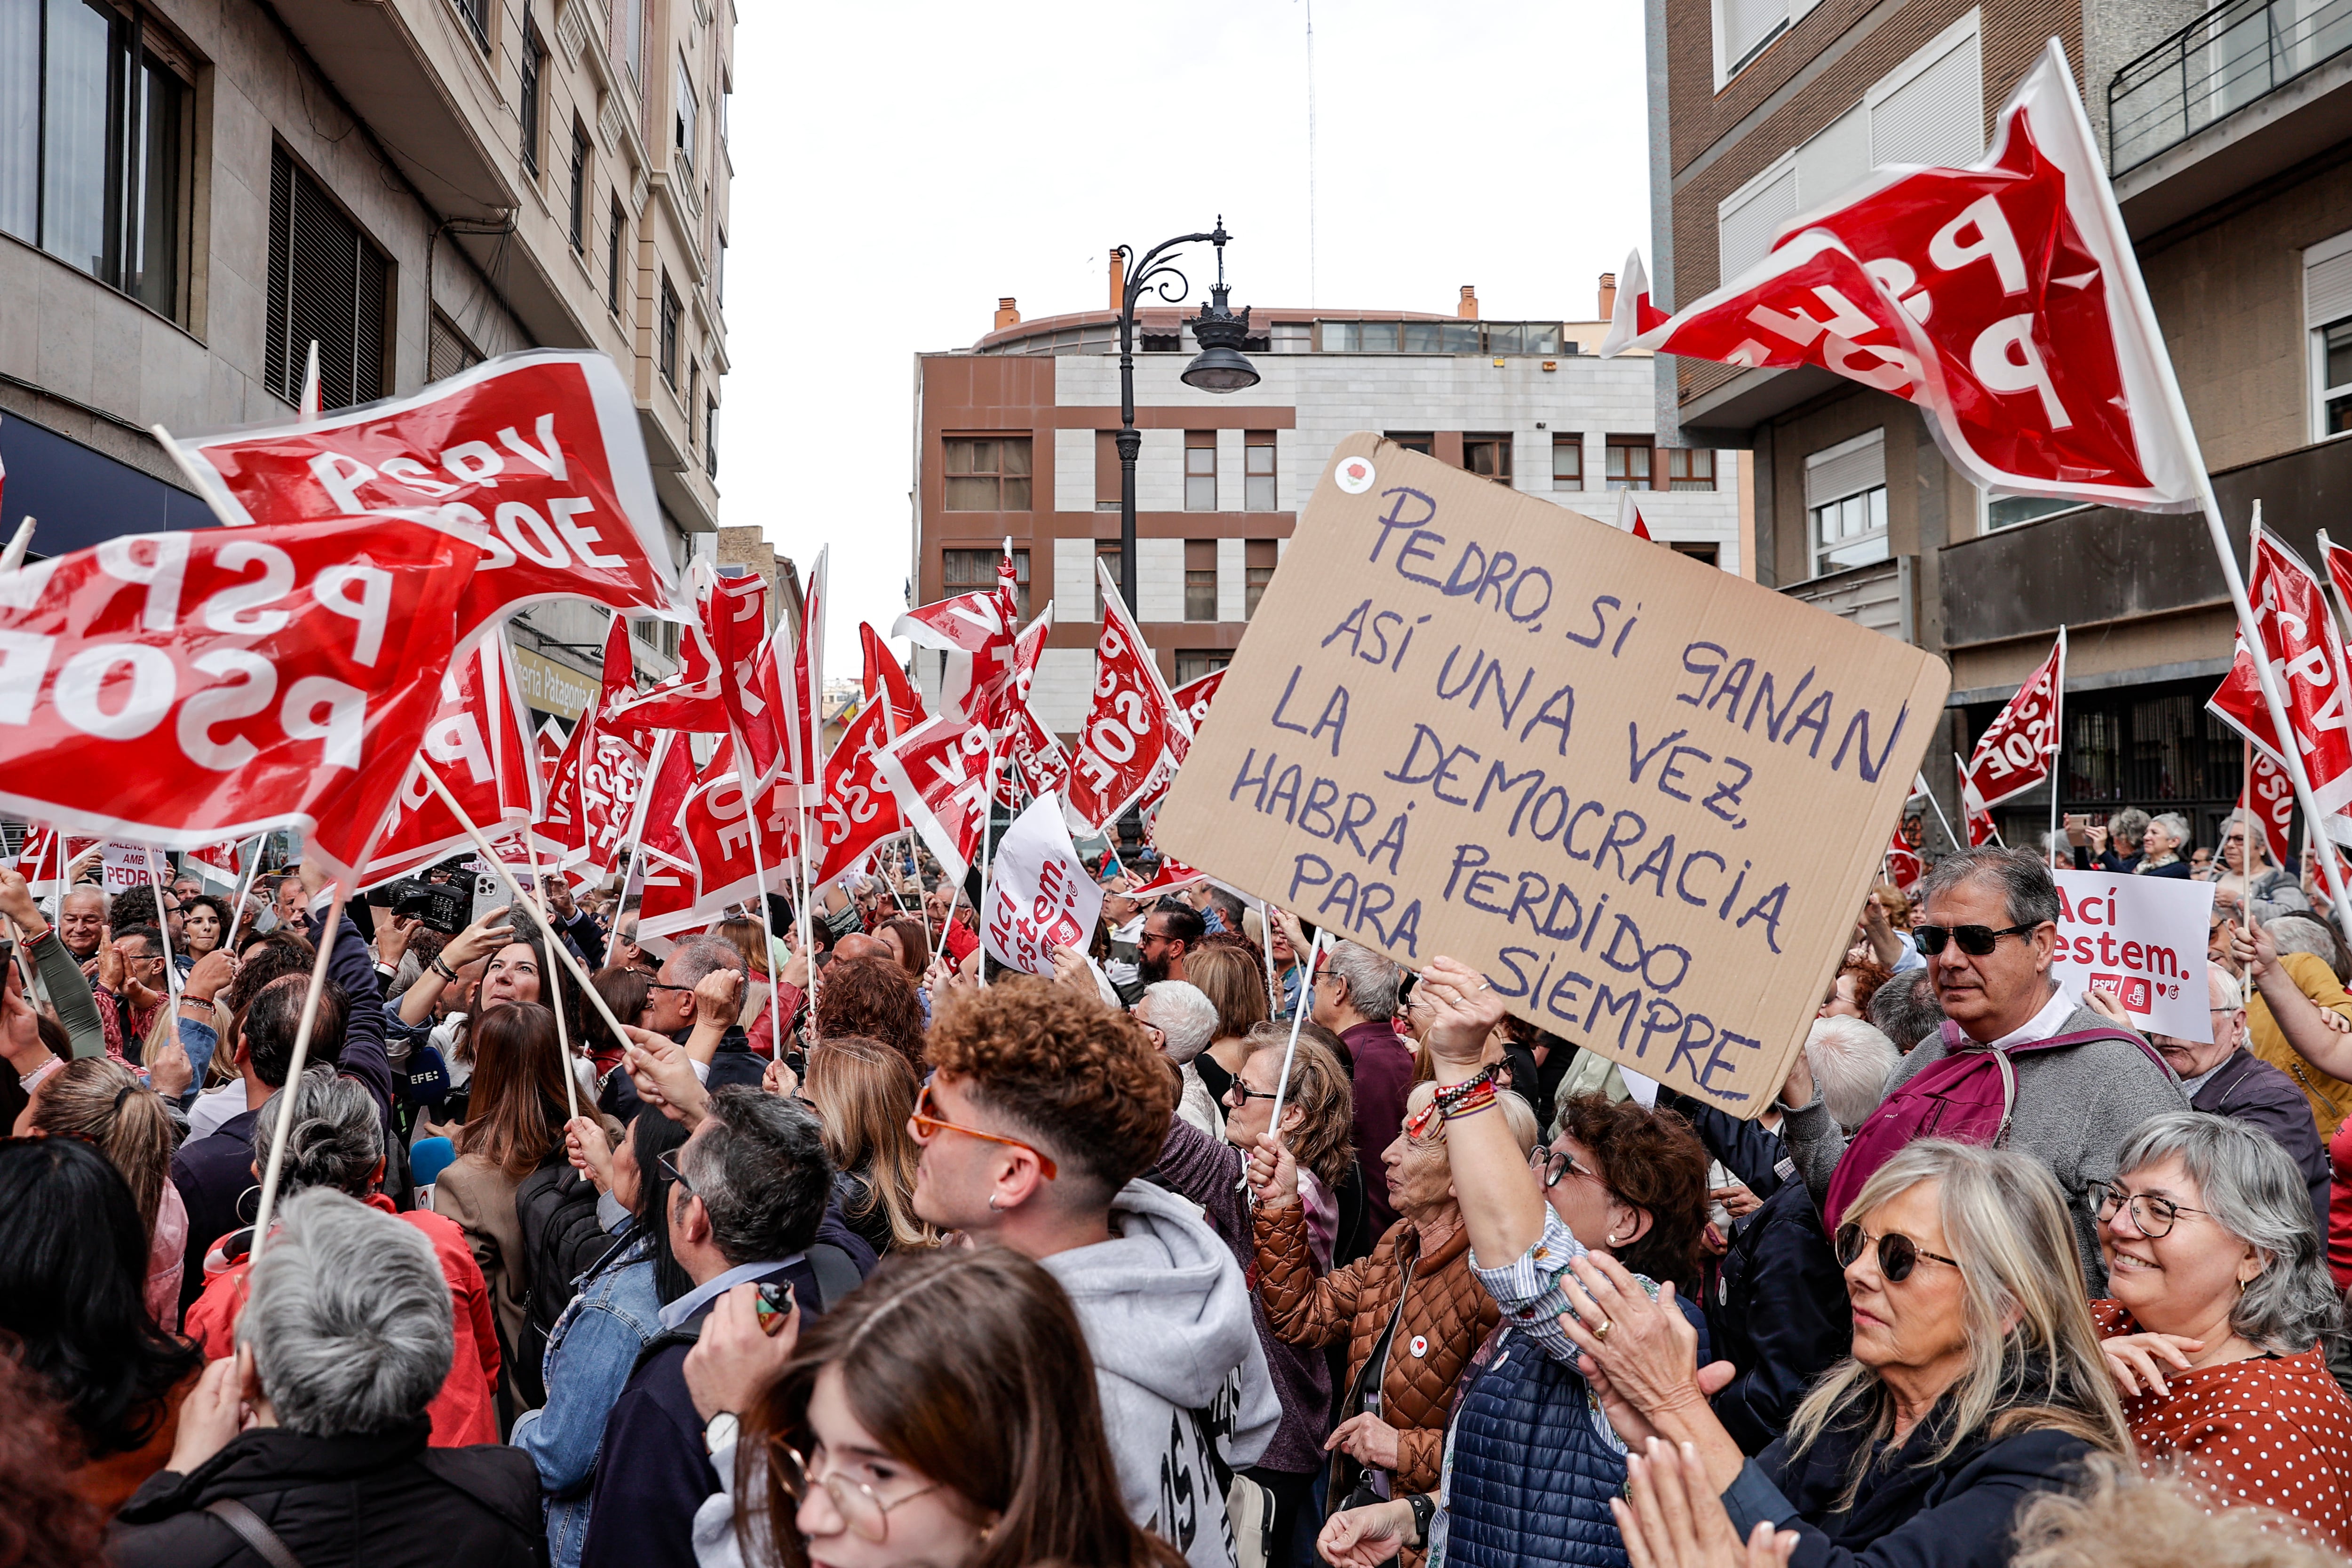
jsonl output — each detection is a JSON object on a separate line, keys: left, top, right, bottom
{"left": 1979, "top": 985, "right": 2077, "bottom": 1052}
{"left": 187, "top": 1079, "right": 250, "bottom": 1140}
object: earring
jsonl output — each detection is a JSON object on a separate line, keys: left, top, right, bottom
{"left": 1605, "top": 1232, "right": 1621, "bottom": 1247}
{"left": 987, "top": 1195, "right": 1001, "bottom": 1212}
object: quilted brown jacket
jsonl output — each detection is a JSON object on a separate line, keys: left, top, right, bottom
{"left": 1254, "top": 1198, "right": 1499, "bottom": 1495}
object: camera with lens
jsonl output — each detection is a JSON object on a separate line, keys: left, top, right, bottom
{"left": 380, "top": 878, "right": 470, "bottom": 935}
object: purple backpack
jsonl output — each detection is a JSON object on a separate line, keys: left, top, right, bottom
{"left": 1822, "top": 1017, "right": 2171, "bottom": 1230}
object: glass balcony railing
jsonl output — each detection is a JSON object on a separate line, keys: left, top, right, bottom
{"left": 2110, "top": 0, "right": 2352, "bottom": 173}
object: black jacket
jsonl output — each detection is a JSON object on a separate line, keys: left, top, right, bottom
{"left": 1708, "top": 1177, "right": 1851, "bottom": 1455}
{"left": 2189, "top": 1046, "right": 2331, "bottom": 1235}
{"left": 109, "top": 1420, "right": 545, "bottom": 1568}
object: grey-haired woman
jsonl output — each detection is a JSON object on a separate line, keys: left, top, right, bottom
{"left": 2091, "top": 1110, "right": 2352, "bottom": 1549}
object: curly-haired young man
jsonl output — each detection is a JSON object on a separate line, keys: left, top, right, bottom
{"left": 917, "top": 977, "right": 1279, "bottom": 1568}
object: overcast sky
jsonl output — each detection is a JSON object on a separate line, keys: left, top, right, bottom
{"left": 723, "top": 0, "right": 1653, "bottom": 668}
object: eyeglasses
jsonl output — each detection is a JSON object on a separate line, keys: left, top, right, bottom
{"left": 907, "top": 1081, "right": 1058, "bottom": 1180}
{"left": 1226, "top": 1082, "right": 1280, "bottom": 1107}
{"left": 1834, "top": 1222, "right": 1961, "bottom": 1283}
{"left": 658, "top": 1148, "right": 698, "bottom": 1198}
{"left": 769, "top": 1439, "right": 941, "bottom": 1543}
{"left": 645, "top": 980, "right": 694, "bottom": 995}
{"left": 1912, "top": 922, "right": 2039, "bottom": 957}
{"left": 2090, "top": 1180, "right": 2212, "bottom": 1239}
{"left": 1531, "top": 1145, "right": 1598, "bottom": 1189}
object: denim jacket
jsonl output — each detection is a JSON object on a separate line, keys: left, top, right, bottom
{"left": 510, "top": 1206, "right": 667, "bottom": 1568}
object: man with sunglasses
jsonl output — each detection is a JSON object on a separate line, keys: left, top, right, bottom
{"left": 1780, "top": 846, "right": 2183, "bottom": 1292}
{"left": 910, "top": 978, "right": 1279, "bottom": 1568}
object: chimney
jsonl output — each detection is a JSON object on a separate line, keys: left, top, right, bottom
{"left": 1598, "top": 272, "right": 1617, "bottom": 321}
{"left": 993, "top": 297, "right": 1020, "bottom": 331}
{"left": 1109, "top": 248, "right": 1127, "bottom": 310}
{"left": 1457, "top": 285, "right": 1479, "bottom": 320}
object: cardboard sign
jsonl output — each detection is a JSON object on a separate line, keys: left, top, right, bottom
{"left": 984, "top": 795, "right": 1104, "bottom": 977}
{"left": 1155, "top": 435, "right": 1949, "bottom": 1113}
{"left": 2051, "top": 869, "right": 2213, "bottom": 1042}
{"left": 100, "top": 840, "right": 167, "bottom": 893}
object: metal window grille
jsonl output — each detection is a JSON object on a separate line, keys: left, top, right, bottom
{"left": 659, "top": 275, "right": 680, "bottom": 385}
{"left": 520, "top": 22, "right": 544, "bottom": 174}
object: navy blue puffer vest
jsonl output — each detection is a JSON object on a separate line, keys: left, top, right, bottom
{"left": 1444, "top": 1334, "right": 1629, "bottom": 1568}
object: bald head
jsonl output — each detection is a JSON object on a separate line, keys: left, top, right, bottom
{"left": 834, "top": 933, "right": 889, "bottom": 962}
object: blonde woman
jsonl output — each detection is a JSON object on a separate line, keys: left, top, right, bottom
{"left": 24, "top": 1057, "right": 186, "bottom": 1327}
{"left": 801, "top": 1032, "right": 937, "bottom": 1255}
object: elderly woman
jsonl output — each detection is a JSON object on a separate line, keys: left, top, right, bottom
{"left": 1248, "top": 1080, "right": 1535, "bottom": 1513}
{"left": 1135, "top": 979, "right": 1223, "bottom": 1136}
{"left": 111, "top": 1189, "right": 543, "bottom": 1566}
{"left": 1552, "top": 1137, "right": 2129, "bottom": 1568}
{"left": 1318, "top": 959, "right": 1712, "bottom": 1568}
{"left": 2091, "top": 1111, "right": 2352, "bottom": 1547}
{"left": 2138, "top": 812, "right": 2193, "bottom": 879}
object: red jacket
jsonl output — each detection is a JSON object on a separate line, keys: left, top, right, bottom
{"left": 184, "top": 1196, "right": 502, "bottom": 1447}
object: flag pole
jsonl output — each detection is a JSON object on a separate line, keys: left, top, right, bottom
{"left": 2047, "top": 626, "right": 2067, "bottom": 864}
{"left": 220, "top": 836, "right": 267, "bottom": 957}
{"left": 1262, "top": 929, "right": 1327, "bottom": 1163}
{"left": 421, "top": 768, "right": 638, "bottom": 1055}
{"left": 247, "top": 876, "right": 347, "bottom": 1265}
{"left": 521, "top": 828, "right": 582, "bottom": 1123}
{"left": 1913, "top": 771, "right": 1963, "bottom": 857}
{"left": 1955, "top": 751, "right": 2009, "bottom": 849}
{"left": 604, "top": 729, "right": 669, "bottom": 967}
{"left": 740, "top": 770, "right": 785, "bottom": 1061}
{"left": 141, "top": 843, "right": 182, "bottom": 1008}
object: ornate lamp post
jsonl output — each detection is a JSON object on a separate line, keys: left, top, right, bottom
{"left": 1112, "top": 220, "right": 1260, "bottom": 608}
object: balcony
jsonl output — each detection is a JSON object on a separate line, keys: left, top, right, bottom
{"left": 2109, "top": 0, "right": 2352, "bottom": 237}
{"left": 1781, "top": 555, "right": 1915, "bottom": 642}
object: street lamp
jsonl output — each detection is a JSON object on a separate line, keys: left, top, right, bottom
{"left": 1112, "top": 219, "right": 1259, "bottom": 609}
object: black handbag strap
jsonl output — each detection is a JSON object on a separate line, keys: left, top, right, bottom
{"left": 206, "top": 1498, "right": 306, "bottom": 1568}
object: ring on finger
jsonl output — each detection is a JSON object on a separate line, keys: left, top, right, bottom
{"left": 1592, "top": 1316, "right": 1614, "bottom": 1343}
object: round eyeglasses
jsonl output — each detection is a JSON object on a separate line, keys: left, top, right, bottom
{"left": 770, "top": 1439, "right": 941, "bottom": 1543}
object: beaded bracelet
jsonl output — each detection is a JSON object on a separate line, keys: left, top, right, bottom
{"left": 431, "top": 955, "right": 461, "bottom": 982}
{"left": 1434, "top": 1063, "right": 1500, "bottom": 1121}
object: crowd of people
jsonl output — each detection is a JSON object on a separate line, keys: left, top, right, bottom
{"left": 6, "top": 808, "right": 2352, "bottom": 1568}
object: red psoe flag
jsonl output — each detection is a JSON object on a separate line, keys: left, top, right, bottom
{"left": 166, "top": 350, "right": 690, "bottom": 641}
{"left": 0, "top": 521, "right": 473, "bottom": 880}
{"left": 363, "top": 634, "right": 540, "bottom": 887}
{"left": 1596, "top": 247, "right": 1671, "bottom": 358}
{"left": 1064, "top": 560, "right": 1194, "bottom": 834}
{"left": 813, "top": 696, "right": 909, "bottom": 884}
{"left": 892, "top": 543, "right": 1018, "bottom": 723}
{"left": 1611, "top": 42, "right": 2201, "bottom": 514}
{"left": 2208, "top": 530, "right": 2352, "bottom": 843}
{"left": 1885, "top": 828, "right": 1922, "bottom": 891}
{"left": 1963, "top": 633, "right": 2066, "bottom": 813}
{"left": 873, "top": 712, "right": 996, "bottom": 884}
{"left": 542, "top": 616, "right": 650, "bottom": 875}
{"left": 859, "top": 622, "right": 923, "bottom": 737}
{"left": 1170, "top": 668, "right": 1225, "bottom": 734}
{"left": 2241, "top": 751, "right": 2296, "bottom": 871}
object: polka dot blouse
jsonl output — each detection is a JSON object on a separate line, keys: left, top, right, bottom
{"left": 2092, "top": 1300, "right": 2352, "bottom": 1551}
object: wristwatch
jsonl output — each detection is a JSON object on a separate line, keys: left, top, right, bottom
{"left": 703, "top": 1411, "right": 740, "bottom": 1456}
{"left": 1406, "top": 1493, "right": 1436, "bottom": 1548}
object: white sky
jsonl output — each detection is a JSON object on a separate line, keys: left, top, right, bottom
{"left": 723, "top": 0, "right": 1653, "bottom": 668}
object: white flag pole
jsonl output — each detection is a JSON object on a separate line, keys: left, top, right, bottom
{"left": 141, "top": 842, "right": 182, "bottom": 1007}
{"left": 1260, "top": 929, "right": 1327, "bottom": 1176}
{"left": 1955, "top": 752, "right": 2009, "bottom": 849}
{"left": 740, "top": 769, "right": 785, "bottom": 1061}
{"left": 220, "top": 836, "right": 268, "bottom": 957}
{"left": 605, "top": 730, "right": 670, "bottom": 967}
{"left": 521, "top": 828, "right": 582, "bottom": 1124}
{"left": 247, "top": 877, "right": 348, "bottom": 1265}
{"left": 2046, "top": 626, "right": 2067, "bottom": 864}
{"left": 1913, "top": 771, "right": 1963, "bottom": 857}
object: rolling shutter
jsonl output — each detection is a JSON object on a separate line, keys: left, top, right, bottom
{"left": 1718, "top": 160, "right": 1797, "bottom": 285}
{"left": 1805, "top": 430, "right": 1886, "bottom": 508}
{"left": 266, "top": 145, "right": 390, "bottom": 412}
{"left": 1868, "top": 19, "right": 1983, "bottom": 167}
{"left": 2306, "top": 238, "right": 2352, "bottom": 329}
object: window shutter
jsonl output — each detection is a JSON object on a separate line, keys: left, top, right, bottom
{"left": 2307, "top": 244, "right": 2352, "bottom": 330}
{"left": 1868, "top": 23, "right": 1982, "bottom": 167}
{"left": 1721, "top": 0, "right": 1790, "bottom": 72}
{"left": 1794, "top": 104, "right": 1870, "bottom": 211}
{"left": 1718, "top": 161, "right": 1797, "bottom": 285}
{"left": 1805, "top": 430, "right": 1886, "bottom": 509}
{"left": 267, "top": 146, "right": 388, "bottom": 412}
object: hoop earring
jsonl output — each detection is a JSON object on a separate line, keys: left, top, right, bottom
{"left": 987, "top": 1195, "right": 1001, "bottom": 1212}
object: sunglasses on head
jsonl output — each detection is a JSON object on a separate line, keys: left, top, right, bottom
{"left": 1834, "top": 1221, "right": 1960, "bottom": 1283}
{"left": 1911, "top": 922, "right": 2038, "bottom": 957}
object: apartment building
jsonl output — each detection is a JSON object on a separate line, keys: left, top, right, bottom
{"left": 910, "top": 274, "right": 1743, "bottom": 739}
{"left": 0, "top": 0, "right": 731, "bottom": 725}
{"left": 1647, "top": 0, "right": 2352, "bottom": 845}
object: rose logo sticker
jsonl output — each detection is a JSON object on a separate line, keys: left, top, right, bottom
{"left": 1335, "top": 454, "right": 1376, "bottom": 494}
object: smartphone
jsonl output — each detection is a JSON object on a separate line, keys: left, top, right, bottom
{"left": 755, "top": 1278, "right": 795, "bottom": 1336}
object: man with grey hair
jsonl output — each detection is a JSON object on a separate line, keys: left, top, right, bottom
{"left": 1780, "top": 846, "right": 2184, "bottom": 1292}
{"left": 110, "top": 1189, "right": 542, "bottom": 1566}
{"left": 1136, "top": 980, "right": 1222, "bottom": 1137}
{"left": 1867, "top": 966, "right": 1943, "bottom": 1053}
{"left": 1313, "top": 942, "right": 1415, "bottom": 1233}
{"left": 581, "top": 1087, "right": 870, "bottom": 1568}
{"left": 2114, "top": 964, "right": 2328, "bottom": 1234}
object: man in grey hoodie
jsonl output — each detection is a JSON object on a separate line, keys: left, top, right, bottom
{"left": 913, "top": 977, "right": 1281, "bottom": 1568}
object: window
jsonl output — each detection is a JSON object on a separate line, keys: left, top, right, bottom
{"left": 607, "top": 196, "right": 624, "bottom": 315}
{"left": 1322, "top": 320, "right": 1400, "bottom": 352}
{"left": 567, "top": 122, "right": 590, "bottom": 251}
{"left": 673, "top": 54, "right": 697, "bottom": 179}
{"left": 1403, "top": 320, "right": 1482, "bottom": 353}
{"left": 451, "top": 0, "right": 490, "bottom": 50}
{"left": 1184, "top": 540, "right": 1216, "bottom": 621}
{"left": 1386, "top": 431, "right": 1434, "bottom": 455}
{"left": 705, "top": 399, "right": 719, "bottom": 481}
{"left": 1665, "top": 449, "right": 1716, "bottom": 491}
{"left": 1097, "top": 537, "right": 1125, "bottom": 589}
{"left": 0, "top": 0, "right": 194, "bottom": 323}
{"left": 659, "top": 273, "right": 680, "bottom": 387}
{"left": 1464, "top": 435, "right": 1513, "bottom": 485}
{"left": 618, "top": 0, "right": 645, "bottom": 85}
{"left": 1805, "top": 429, "right": 1889, "bottom": 573}
{"left": 1985, "top": 494, "right": 2075, "bottom": 530}
{"left": 1096, "top": 431, "right": 1123, "bottom": 511}
{"left": 1718, "top": 156, "right": 1798, "bottom": 285}
{"left": 1184, "top": 431, "right": 1218, "bottom": 510}
{"left": 1176, "top": 650, "right": 1230, "bottom": 684}
{"left": 942, "top": 437, "right": 1032, "bottom": 511}
{"left": 266, "top": 146, "right": 390, "bottom": 413}
{"left": 1672, "top": 543, "right": 1721, "bottom": 568}
{"left": 1713, "top": 0, "right": 1818, "bottom": 86}
{"left": 1552, "top": 435, "right": 1584, "bottom": 490}
{"left": 520, "top": 18, "right": 546, "bottom": 175}
{"left": 1606, "top": 436, "right": 1653, "bottom": 491}
{"left": 1245, "top": 540, "right": 1277, "bottom": 618}
{"left": 718, "top": 72, "right": 731, "bottom": 155}
{"left": 428, "top": 309, "right": 483, "bottom": 382}
{"left": 1245, "top": 431, "right": 1276, "bottom": 511}
{"left": 713, "top": 226, "right": 725, "bottom": 304}
{"left": 944, "top": 547, "right": 1029, "bottom": 619}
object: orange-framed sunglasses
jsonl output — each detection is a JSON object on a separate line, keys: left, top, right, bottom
{"left": 908, "top": 1079, "right": 1058, "bottom": 1180}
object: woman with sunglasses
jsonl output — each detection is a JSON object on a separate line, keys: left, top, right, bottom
{"left": 2089, "top": 1111, "right": 2352, "bottom": 1547}
{"left": 1557, "top": 1137, "right": 2130, "bottom": 1568}
{"left": 685, "top": 1247, "right": 1184, "bottom": 1568}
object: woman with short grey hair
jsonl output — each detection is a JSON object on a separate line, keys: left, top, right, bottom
{"left": 1136, "top": 981, "right": 1222, "bottom": 1137}
{"left": 2091, "top": 1110, "right": 2352, "bottom": 1547}
{"left": 110, "top": 1190, "right": 545, "bottom": 1567}
{"left": 2137, "top": 812, "right": 2193, "bottom": 879}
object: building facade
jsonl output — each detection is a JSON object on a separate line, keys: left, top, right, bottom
{"left": 1646, "top": 0, "right": 2352, "bottom": 848}
{"left": 0, "top": 0, "right": 731, "bottom": 723}
{"left": 911, "top": 275, "right": 1744, "bottom": 738}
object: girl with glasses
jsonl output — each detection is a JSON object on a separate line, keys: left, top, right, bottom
{"left": 2090, "top": 1112, "right": 2352, "bottom": 1548}
{"left": 700, "top": 1247, "right": 1184, "bottom": 1568}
